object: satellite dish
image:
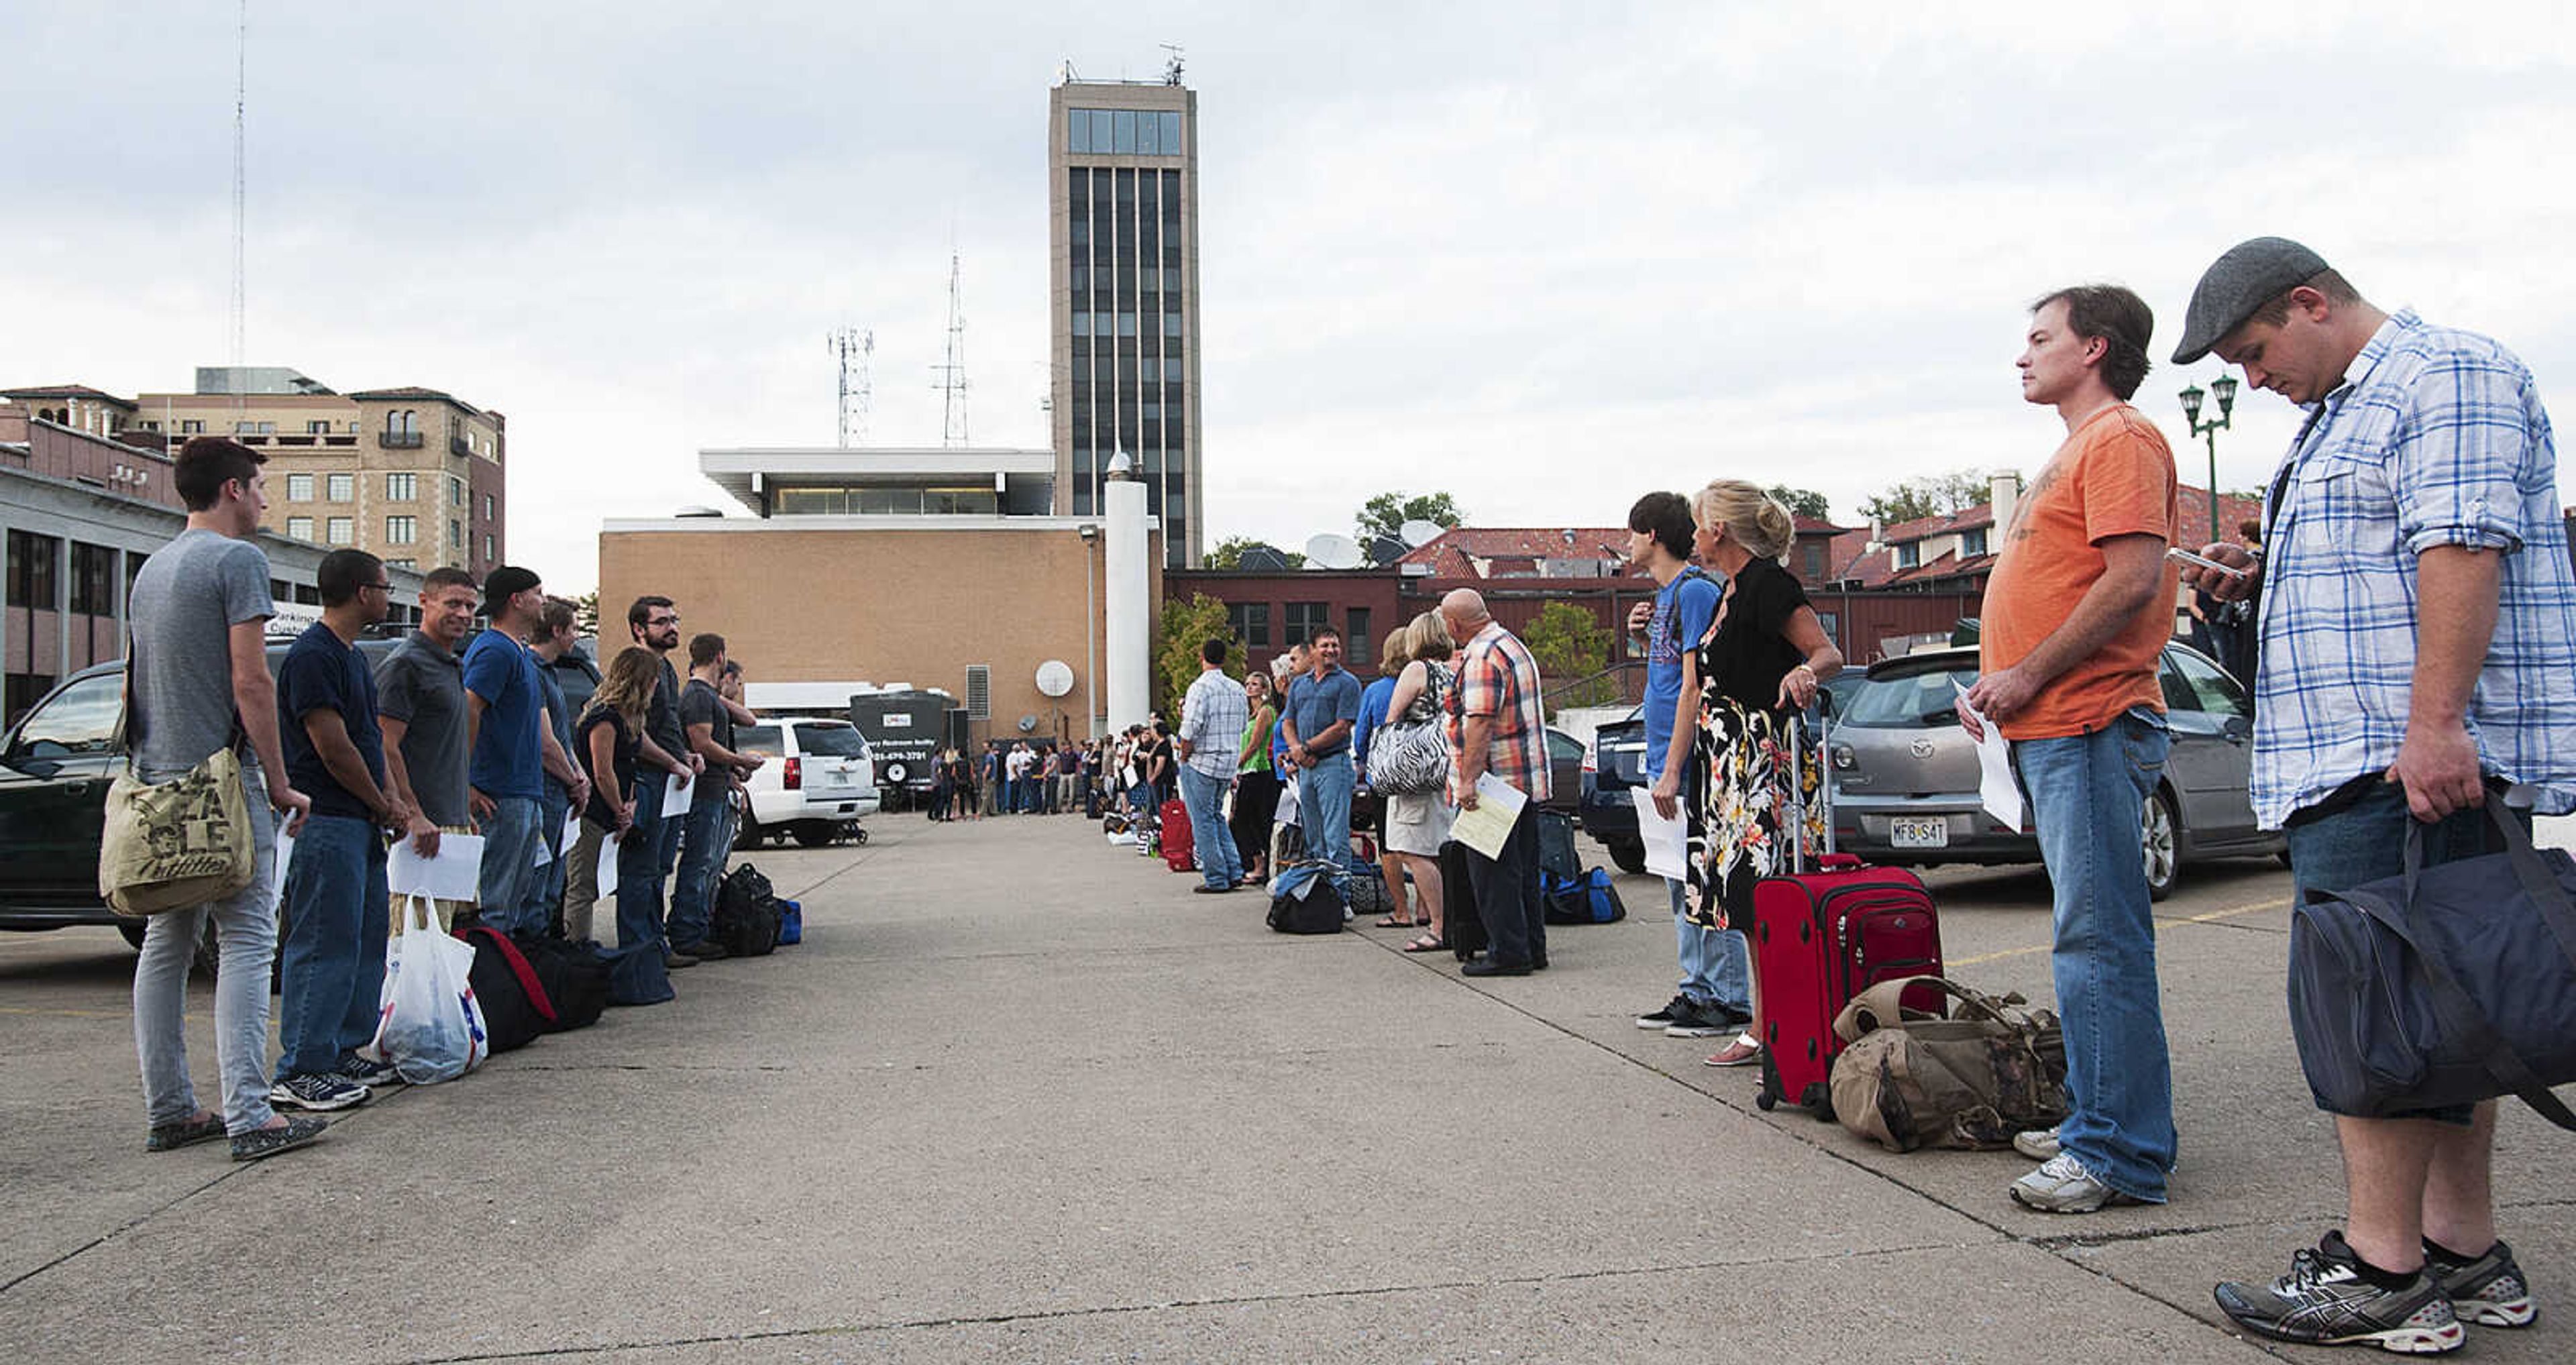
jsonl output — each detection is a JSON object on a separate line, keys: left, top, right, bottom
{"left": 1035, "top": 660, "right": 1075, "bottom": 698}
{"left": 1398, "top": 518, "right": 1445, "bottom": 547}
{"left": 1016, "top": 714, "right": 1038, "bottom": 733}
{"left": 1366, "top": 533, "right": 1409, "bottom": 566}
{"left": 1238, "top": 545, "right": 1289, "bottom": 572}
{"left": 1304, "top": 533, "right": 1364, "bottom": 569}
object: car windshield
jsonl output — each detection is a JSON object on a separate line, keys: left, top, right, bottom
{"left": 1841, "top": 663, "right": 1976, "bottom": 729}
{"left": 794, "top": 724, "right": 868, "bottom": 757}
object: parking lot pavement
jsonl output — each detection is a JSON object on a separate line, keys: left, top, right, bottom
{"left": 0, "top": 814, "right": 2566, "bottom": 1363}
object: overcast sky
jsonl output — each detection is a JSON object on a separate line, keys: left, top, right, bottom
{"left": 7, "top": 3, "right": 2571, "bottom": 590}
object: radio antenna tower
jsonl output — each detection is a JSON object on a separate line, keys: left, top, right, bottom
{"left": 932, "top": 252, "right": 971, "bottom": 447}
{"left": 229, "top": 0, "right": 249, "bottom": 369}
{"left": 1161, "top": 44, "right": 1185, "bottom": 85}
{"left": 828, "top": 327, "right": 874, "bottom": 447}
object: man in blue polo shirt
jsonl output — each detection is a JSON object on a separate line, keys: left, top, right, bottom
{"left": 464, "top": 566, "right": 579, "bottom": 937}
{"left": 1281, "top": 626, "right": 1363, "bottom": 886}
{"left": 272, "top": 549, "right": 411, "bottom": 1112}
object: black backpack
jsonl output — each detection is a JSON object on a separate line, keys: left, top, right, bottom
{"left": 517, "top": 934, "right": 610, "bottom": 1031}
{"left": 1267, "top": 863, "right": 1346, "bottom": 934}
{"left": 714, "top": 864, "right": 783, "bottom": 958}
{"left": 455, "top": 926, "right": 547, "bottom": 1054}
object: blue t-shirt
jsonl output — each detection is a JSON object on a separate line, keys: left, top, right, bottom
{"left": 1352, "top": 675, "right": 1398, "bottom": 771}
{"left": 537, "top": 657, "right": 574, "bottom": 802}
{"left": 278, "top": 622, "right": 387, "bottom": 822}
{"left": 462, "top": 629, "right": 547, "bottom": 800}
{"left": 1644, "top": 568, "right": 1723, "bottom": 779}
{"left": 1284, "top": 666, "right": 1362, "bottom": 757}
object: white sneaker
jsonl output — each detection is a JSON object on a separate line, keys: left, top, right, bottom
{"left": 2013, "top": 1126, "right": 2061, "bottom": 1160}
{"left": 2008, "top": 1153, "right": 2141, "bottom": 1214}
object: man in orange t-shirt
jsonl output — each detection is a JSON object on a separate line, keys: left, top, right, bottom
{"left": 1961, "top": 284, "right": 2180, "bottom": 1215}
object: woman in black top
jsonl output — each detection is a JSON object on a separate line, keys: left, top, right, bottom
{"left": 1650, "top": 481, "right": 1843, "bottom": 1068}
{"left": 560, "top": 647, "right": 653, "bottom": 943}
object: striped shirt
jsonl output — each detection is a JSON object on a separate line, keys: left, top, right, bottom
{"left": 1446, "top": 622, "right": 1550, "bottom": 802}
{"left": 2251, "top": 309, "right": 2576, "bottom": 826}
{"left": 1178, "top": 667, "right": 1250, "bottom": 779}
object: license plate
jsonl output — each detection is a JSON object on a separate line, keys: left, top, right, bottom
{"left": 1889, "top": 817, "right": 1949, "bottom": 849}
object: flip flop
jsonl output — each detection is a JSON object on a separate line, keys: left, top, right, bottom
{"left": 1375, "top": 916, "right": 1411, "bottom": 929}
{"left": 1401, "top": 934, "right": 1447, "bottom": 953}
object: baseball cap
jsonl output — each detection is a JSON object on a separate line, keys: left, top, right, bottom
{"left": 2171, "top": 236, "right": 2331, "bottom": 364}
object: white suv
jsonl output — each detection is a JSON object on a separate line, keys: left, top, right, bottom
{"left": 734, "top": 718, "right": 881, "bottom": 849}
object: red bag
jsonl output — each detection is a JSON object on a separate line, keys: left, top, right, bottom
{"left": 1159, "top": 798, "right": 1195, "bottom": 873}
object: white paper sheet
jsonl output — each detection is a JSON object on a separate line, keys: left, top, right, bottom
{"left": 1631, "top": 788, "right": 1691, "bottom": 881}
{"left": 596, "top": 834, "right": 621, "bottom": 897}
{"left": 1953, "top": 681, "right": 2025, "bottom": 834}
{"left": 531, "top": 828, "right": 554, "bottom": 869}
{"left": 1449, "top": 773, "right": 1529, "bottom": 860}
{"left": 562, "top": 808, "right": 583, "bottom": 854}
{"left": 663, "top": 771, "right": 693, "bottom": 820}
{"left": 272, "top": 831, "right": 295, "bottom": 905}
{"left": 388, "top": 832, "right": 486, "bottom": 902}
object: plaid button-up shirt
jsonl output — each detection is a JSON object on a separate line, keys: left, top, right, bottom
{"left": 1446, "top": 621, "right": 1550, "bottom": 802}
{"left": 2251, "top": 309, "right": 2576, "bottom": 826}
{"left": 1177, "top": 667, "right": 1250, "bottom": 779}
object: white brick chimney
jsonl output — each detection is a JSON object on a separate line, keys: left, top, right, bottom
{"left": 1988, "top": 470, "right": 2023, "bottom": 536}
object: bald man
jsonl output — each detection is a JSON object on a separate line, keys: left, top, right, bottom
{"left": 1438, "top": 590, "right": 1552, "bottom": 976}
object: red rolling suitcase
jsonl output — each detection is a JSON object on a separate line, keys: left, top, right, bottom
{"left": 1159, "top": 797, "right": 1196, "bottom": 873}
{"left": 1747, "top": 714, "right": 1944, "bottom": 1117}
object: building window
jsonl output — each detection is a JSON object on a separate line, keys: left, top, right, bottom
{"left": 1893, "top": 542, "right": 1919, "bottom": 570}
{"left": 6, "top": 531, "right": 60, "bottom": 608}
{"left": 1803, "top": 543, "right": 1827, "bottom": 580}
{"left": 386, "top": 515, "right": 417, "bottom": 545}
{"left": 449, "top": 518, "right": 462, "bottom": 547}
{"left": 326, "top": 472, "right": 354, "bottom": 502}
{"left": 483, "top": 534, "right": 494, "bottom": 561}
{"left": 232, "top": 420, "right": 276, "bottom": 434}
{"left": 286, "top": 473, "right": 314, "bottom": 501}
{"left": 386, "top": 472, "right": 417, "bottom": 500}
{"left": 286, "top": 516, "right": 315, "bottom": 541}
{"left": 386, "top": 558, "right": 415, "bottom": 571}
{"left": 326, "top": 517, "right": 354, "bottom": 546}
{"left": 307, "top": 419, "right": 331, "bottom": 434}
{"left": 179, "top": 419, "right": 204, "bottom": 434}
{"left": 1284, "top": 602, "right": 1330, "bottom": 646}
{"left": 1960, "top": 527, "right": 1989, "bottom": 557}
{"left": 1347, "top": 608, "right": 1373, "bottom": 670}
{"left": 451, "top": 478, "right": 465, "bottom": 508}
{"left": 1227, "top": 602, "right": 1271, "bottom": 647}
{"left": 483, "top": 493, "right": 494, "bottom": 519}
{"left": 1163, "top": 313, "right": 1182, "bottom": 338}
{"left": 68, "top": 543, "right": 116, "bottom": 616}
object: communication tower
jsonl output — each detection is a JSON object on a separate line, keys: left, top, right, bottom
{"left": 828, "top": 327, "right": 873, "bottom": 447}
{"left": 932, "top": 252, "right": 971, "bottom": 447}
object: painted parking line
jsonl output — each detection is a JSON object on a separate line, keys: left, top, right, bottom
{"left": 0, "top": 1004, "right": 139, "bottom": 1020}
{"left": 1946, "top": 895, "right": 2290, "bottom": 969}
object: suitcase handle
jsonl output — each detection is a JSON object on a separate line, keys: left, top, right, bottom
{"left": 1815, "top": 853, "right": 1863, "bottom": 872}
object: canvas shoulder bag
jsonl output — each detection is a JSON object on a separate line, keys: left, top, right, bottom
{"left": 97, "top": 634, "right": 257, "bottom": 915}
{"left": 1828, "top": 975, "right": 2070, "bottom": 1152}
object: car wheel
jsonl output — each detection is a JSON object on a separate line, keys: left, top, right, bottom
{"left": 120, "top": 916, "right": 225, "bottom": 978}
{"left": 2143, "top": 787, "right": 2180, "bottom": 902}
{"left": 1606, "top": 838, "right": 1647, "bottom": 875}
{"left": 792, "top": 823, "right": 838, "bottom": 849}
{"left": 735, "top": 816, "right": 763, "bottom": 851}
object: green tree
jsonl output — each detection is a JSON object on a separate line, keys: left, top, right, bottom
{"left": 1764, "top": 485, "right": 1833, "bottom": 523}
{"left": 1205, "top": 536, "right": 1304, "bottom": 571}
{"left": 1522, "top": 600, "right": 1618, "bottom": 710}
{"left": 1858, "top": 470, "right": 1986, "bottom": 526}
{"left": 571, "top": 590, "right": 600, "bottom": 637}
{"left": 1355, "top": 490, "right": 1464, "bottom": 543}
{"left": 1155, "top": 593, "right": 1243, "bottom": 719}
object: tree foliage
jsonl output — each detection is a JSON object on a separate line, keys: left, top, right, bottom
{"left": 1356, "top": 491, "right": 1464, "bottom": 543}
{"left": 1205, "top": 536, "right": 1305, "bottom": 571}
{"left": 570, "top": 591, "right": 600, "bottom": 637}
{"left": 1522, "top": 600, "right": 1619, "bottom": 710}
{"left": 1155, "top": 593, "right": 1243, "bottom": 720}
{"left": 1857, "top": 470, "right": 1988, "bottom": 527}
{"left": 1764, "top": 485, "right": 1833, "bottom": 523}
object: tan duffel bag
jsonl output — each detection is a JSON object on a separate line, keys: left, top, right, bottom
{"left": 1828, "top": 975, "right": 2068, "bottom": 1153}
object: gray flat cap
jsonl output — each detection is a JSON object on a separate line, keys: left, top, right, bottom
{"left": 2171, "top": 236, "right": 2330, "bottom": 364}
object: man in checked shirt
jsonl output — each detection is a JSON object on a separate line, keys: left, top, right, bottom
{"left": 2176, "top": 237, "right": 2576, "bottom": 1353}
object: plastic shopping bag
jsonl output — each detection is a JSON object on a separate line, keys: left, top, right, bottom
{"left": 366, "top": 895, "right": 489, "bottom": 1084}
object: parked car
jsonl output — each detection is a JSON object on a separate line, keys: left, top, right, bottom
{"left": 1831, "top": 643, "right": 2281, "bottom": 899}
{"left": 733, "top": 717, "right": 881, "bottom": 849}
{"left": 1578, "top": 706, "right": 1649, "bottom": 873}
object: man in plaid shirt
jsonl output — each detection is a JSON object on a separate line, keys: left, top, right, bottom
{"left": 1175, "top": 637, "right": 1250, "bottom": 893}
{"left": 1440, "top": 589, "right": 1550, "bottom": 976}
{"left": 2175, "top": 237, "right": 2576, "bottom": 1352}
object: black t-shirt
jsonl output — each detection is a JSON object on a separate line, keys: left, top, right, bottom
{"left": 678, "top": 678, "right": 735, "bottom": 794}
{"left": 643, "top": 656, "right": 686, "bottom": 771}
{"left": 1697, "top": 557, "right": 1813, "bottom": 714}
{"left": 278, "top": 623, "right": 388, "bottom": 822}
{"left": 577, "top": 709, "right": 639, "bottom": 828}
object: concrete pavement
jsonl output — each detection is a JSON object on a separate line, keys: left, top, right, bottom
{"left": 0, "top": 812, "right": 2567, "bottom": 1362}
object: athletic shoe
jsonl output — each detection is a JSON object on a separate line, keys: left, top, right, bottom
{"left": 270, "top": 1072, "right": 369, "bottom": 1113}
{"left": 336, "top": 1056, "right": 405, "bottom": 1091}
{"left": 2013, "top": 1126, "right": 2061, "bottom": 1160}
{"left": 2213, "top": 1232, "right": 2464, "bottom": 1353}
{"left": 231, "top": 1115, "right": 329, "bottom": 1162}
{"left": 144, "top": 1113, "right": 227, "bottom": 1152}
{"left": 663, "top": 947, "right": 700, "bottom": 969}
{"left": 1664, "top": 1000, "right": 1745, "bottom": 1038}
{"left": 672, "top": 939, "right": 731, "bottom": 961}
{"left": 2008, "top": 1153, "right": 2141, "bottom": 1213}
{"left": 1635, "top": 995, "right": 1691, "bottom": 1030}
{"left": 2425, "top": 1237, "right": 2537, "bottom": 1328}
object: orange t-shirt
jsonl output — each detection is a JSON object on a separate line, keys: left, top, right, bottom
{"left": 1980, "top": 403, "right": 2179, "bottom": 740}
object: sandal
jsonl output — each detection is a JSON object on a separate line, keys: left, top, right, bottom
{"left": 1703, "top": 1032, "right": 1763, "bottom": 1067}
{"left": 1401, "top": 934, "right": 1447, "bottom": 953}
{"left": 1375, "top": 916, "right": 1412, "bottom": 929}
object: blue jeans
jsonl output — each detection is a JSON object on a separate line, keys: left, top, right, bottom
{"left": 525, "top": 788, "right": 570, "bottom": 936}
{"left": 2013, "top": 706, "right": 2174, "bottom": 1202}
{"left": 276, "top": 814, "right": 390, "bottom": 1080}
{"left": 2284, "top": 781, "right": 2526, "bottom": 1122}
{"left": 1301, "top": 751, "right": 1355, "bottom": 886}
{"left": 669, "top": 783, "right": 733, "bottom": 948}
{"left": 621, "top": 773, "right": 670, "bottom": 950}
{"left": 476, "top": 795, "right": 545, "bottom": 938}
{"left": 1667, "top": 878, "right": 1750, "bottom": 1014}
{"left": 1177, "top": 765, "right": 1244, "bottom": 888}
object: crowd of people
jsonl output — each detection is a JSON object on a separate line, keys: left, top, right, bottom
{"left": 127, "top": 435, "right": 767, "bottom": 1162}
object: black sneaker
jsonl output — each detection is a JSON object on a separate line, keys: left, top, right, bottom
{"left": 2426, "top": 1238, "right": 2537, "bottom": 1328}
{"left": 673, "top": 939, "right": 731, "bottom": 961}
{"left": 663, "top": 948, "right": 700, "bottom": 970}
{"left": 336, "top": 1056, "right": 406, "bottom": 1091}
{"left": 2213, "top": 1232, "right": 2464, "bottom": 1353}
{"left": 230, "top": 1115, "right": 328, "bottom": 1162}
{"left": 1664, "top": 1000, "right": 1746, "bottom": 1038}
{"left": 1635, "top": 995, "right": 1691, "bottom": 1030}
{"left": 270, "top": 1072, "right": 369, "bottom": 1112}
{"left": 144, "top": 1112, "right": 227, "bottom": 1152}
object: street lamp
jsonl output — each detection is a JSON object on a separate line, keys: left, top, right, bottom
{"left": 2178, "top": 374, "right": 2238, "bottom": 544}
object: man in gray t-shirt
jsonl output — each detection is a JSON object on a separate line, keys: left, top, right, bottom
{"left": 129, "top": 529, "right": 276, "bottom": 773}
{"left": 377, "top": 570, "right": 478, "bottom": 843}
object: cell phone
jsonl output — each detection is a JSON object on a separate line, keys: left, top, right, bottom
{"left": 2167, "top": 546, "right": 2250, "bottom": 579}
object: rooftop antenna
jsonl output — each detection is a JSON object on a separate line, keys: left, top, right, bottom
{"left": 1161, "top": 44, "right": 1185, "bottom": 86}
{"left": 1059, "top": 58, "right": 1080, "bottom": 83}
{"left": 828, "top": 327, "right": 874, "bottom": 447}
{"left": 229, "top": 0, "right": 248, "bottom": 374}
{"left": 932, "top": 250, "right": 971, "bottom": 447}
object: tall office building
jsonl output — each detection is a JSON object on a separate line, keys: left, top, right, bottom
{"left": 1049, "top": 74, "right": 1202, "bottom": 567}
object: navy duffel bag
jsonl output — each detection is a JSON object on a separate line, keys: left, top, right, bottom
{"left": 2288, "top": 802, "right": 2576, "bottom": 1130}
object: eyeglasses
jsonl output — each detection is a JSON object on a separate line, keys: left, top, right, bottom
{"left": 649, "top": 615, "right": 680, "bottom": 627}
{"left": 360, "top": 582, "right": 392, "bottom": 594}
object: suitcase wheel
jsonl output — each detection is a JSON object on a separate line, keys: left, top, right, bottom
{"left": 1754, "top": 1089, "right": 1777, "bottom": 1112}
